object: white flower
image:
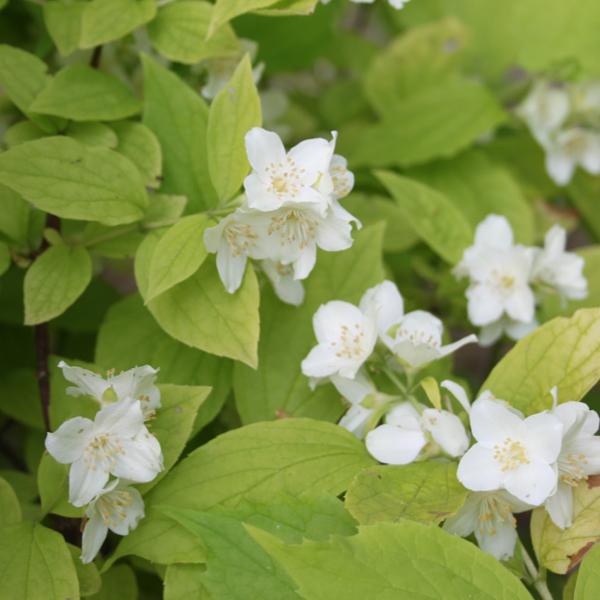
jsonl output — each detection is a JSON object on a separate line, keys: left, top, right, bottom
{"left": 531, "top": 225, "right": 588, "bottom": 301}
{"left": 570, "top": 81, "right": 600, "bottom": 118}
{"left": 45, "top": 400, "right": 163, "bottom": 507}
{"left": 301, "top": 300, "right": 377, "bottom": 380}
{"left": 457, "top": 392, "right": 563, "bottom": 505}
{"left": 444, "top": 491, "right": 531, "bottom": 560}
{"left": 360, "top": 280, "right": 476, "bottom": 368}
{"left": 544, "top": 395, "right": 600, "bottom": 529}
{"left": 545, "top": 127, "right": 600, "bottom": 185}
{"left": 80, "top": 480, "right": 144, "bottom": 564}
{"left": 478, "top": 316, "right": 538, "bottom": 347}
{"left": 366, "top": 401, "right": 469, "bottom": 464}
{"left": 59, "top": 361, "right": 160, "bottom": 418}
{"left": 204, "top": 211, "right": 264, "bottom": 294}
{"left": 329, "top": 155, "right": 354, "bottom": 200}
{"left": 455, "top": 215, "right": 536, "bottom": 331}
{"left": 261, "top": 260, "right": 305, "bottom": 306}
{"left": 516, "top": 81, "right": 570, "bottom": 146}
{"left": 243, "top": 128, "right": 334, "bottom": 213}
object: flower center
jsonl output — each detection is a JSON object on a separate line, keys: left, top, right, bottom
{"left": 84, "top": 434, "right": 123, "bottom": 472}
{"left": 97, "top": 490, "right": 133, "bottom": 527}
{"left": 225, "top": 223, "right": 258, "bottom": 257}
{"left": 330, "top": 323, "right": 368, "bottom": 360}
{"left": 268, "top": 209, "right": 319, "bottom": 249}
{"left": 493, "top": 437, "right": 529, "bottom": 471}
{"left": 559, "top": 452, "right": 589, "bottom": 486}
{"left": 265, "top": 158, "right": 305, "bottom": 198}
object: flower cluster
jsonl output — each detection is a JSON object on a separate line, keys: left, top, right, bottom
{"left": 446, "top": 387, "right": 600, "bottom": 560}
{"left": 204, "top": 127, "right": 359, "bottom": 305}
{"left": 454, "top": 214, "right": 587, "bottom": 345}
{"left": 517, "top": 79, "right": 600, "bottom": 185}
{"left": 301, "top": 280, "right": 477, "bottom": 439}
{"left": 45, "top": 363, "right": 164, "bottom": 563}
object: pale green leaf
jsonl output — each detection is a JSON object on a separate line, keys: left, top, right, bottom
{"left": 207, "top": 55, "right": 262, "bottom": 202}
{"left": 42, "top": 1, "right": 85, "bottom": 56}
{"left": 234, "top": 224, "right": 385, "bottom": 424}
{"left": 568, "top": 172, "right": 600, "bottom": 241}
{"left": 142, "top": 54, "right": 217, "bottom": 211}
{"left": 66, "top": 121, "right": 118, "bottom": 148}
{"left": 0, "top": 522, "right": 79, "bottom": 600}
{"left": 482, "top": 308, "right": 600, "bottom": 414}
{"left": 80, "top": 0, "right": 156, "bottom": 49}
{"left": 146, "top": 259, "right": 260, "bottom": 367}
{"left": 0, "top": 137, "right": 148, "bottom": 225}
{"left": 0, "top": 368, "right": 44, "bottom": 430}
{"left": 249, "top": 520, "right": 532, "bottom": 600}
{"left": 95, "top": 294, "right": 232, "bottom": 434}
{"left": 164, "top": 565, "right": 211, "bottom": 600}
{"left": 146, "top": 214, "right": 210, "bottom": 301}
{"left": 148, "top": 1, "right": 240, "bottom": 64}
{"left": 110, "top": 121, "right": 162, "bottom": 188}
{"left": 345, "top": 462, "right": 467, "bottom": 526}
{"left": 24, "top": 244, "right": 92, "bottom": 325}
{"left": 143, "top": 194, "right": 188, "bottom": 228}
{"left": 376, "top": 171, "right": 472, "bottom": 264}
{"left": 0, "top": 476, "right": 21, "bottom": 525}
{"left": 575, "top": 540, "right": 600, "bottom": 600}
{"left": 89, "top": 564, "right": 138, "bottom": 600}
{"left": 0, "top": 184, "right": 41, "bottom": 248}
{"left": 4, "top": 121, "right": 46, "bottom": 147}
{"left": 38, "top": 452, "right": 82, "bottom": 518}
{"left": 409, "top": 149, "right": 536, "bottom": 244}
{"left": 83, "top": 222, "right": 144, "bottom": 259}
{"left": 348, "top": 78, "right": 505, "bottom": 168}
{"left": 67, "top": 543, "right": 101, "bottom": 597}
{"left": 531, "top": 477, "right": 600, "bottom": 574}
{"left": 210, "top": 1, "right": 282, "bottom": 35}
{"left": 30, "top": 64, "right": 141, "bottom": 121}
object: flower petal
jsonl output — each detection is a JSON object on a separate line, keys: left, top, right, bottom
{"left": 292, "top": 243, "right": 317, "bottom": 280}
{"left": 243, "top": 173, "right": 282, "bottom": 212}
{"left": 385, "top": 402, "right": 422, "bottom": 430}
{"left": 475, "top": 521, "right": 518, "bottom": 561}
{"left": 359, "top": 280, "right": 404, "bottom": 342}
{"left": 330, "top": 371, "right": 374, "bottom": 405}
{"left": 216, "top": 239, "right": 247, "bottom": 294}
{"left": 80, "top": 514, "right": 108, "bottom": 564}
{"left": 443, "top": 493, "right": 479, "bottom": 537}
{"left": 365, "top": 424, "right": 426, "bottom": 465}
{"left": 457, "top": 444, "right": 504, "bottom": 492}
{"left": 58, "top": 361, "right": 108, "bottom": 401}
{"left": 95, "top": 399, "right": 145, "bottom": 439}
{"left": 438, "top": 334, "right": 478, "bottom": 360}
{"left": 504, "top": 285, "right": 535, "bottom": 323}
{"left": 112, "top": 430, "right": 163, "bottom": 483}
{"left": 109, "top": 366, "right": 159, "bottom": 404}
{"left": 287, "top": 136, "right": 333, "bottom": 185}
{"left": 45, "top": 417, "right": 93, "bottom": 464}
{"left": 523, "top": 412, "right": 563, "bottom": 464}
{"left": 469, "top": 395, "right": 524, "bottom": 446}
{"left": 467, "top": 284, "right": 504, "bottom": 326}
{"left": 301, "top": 344, "right": 342, "bottom": 378}
{"left": 545, "top": 482, "right": 574, "bottom": 529}
{"left": 474, "top": 215, "right": 514, "bottom": 249}
{"left": 504, "top": 460, "right": 558, "bottom": 505}
{"left": 422, "top": 409, "right": 469, "bottom": 458}
{"left": 69, "top": 457, "right": 109, "bottom": 507}
{"left": 338, "top": 404, "right": 375, "bottom": 439}
{"left": 440, "top": 380, "right": 471, "bottom": 414}
{"left": 108, "top": 486, "right": 145, "bottom": 535}
{"left": 245, "top": 127, "right": 286, "bottom": 175}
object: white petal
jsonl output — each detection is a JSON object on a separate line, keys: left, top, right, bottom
{"left": 440, "top": 380, "right": 471, "bottom": 414}
{"left": 580, "top": 134, "right": 600, "bottom": 174}
{"left": 546, "top": 150, "right": 575, "bottom": 186}
{"left": 287, "top": 136, "right": 333, "bottom": 186}
{"left": 80, "top": 515, "right": 108, "bottom": 564}
{"left": 313, "top": 301, "right": 369, "bottom": 344}
{"left": 316, "top": 211, "right": 353, "bottom": 252}
{"left": 504, "top": 317, "right": 538, "bottom": 341}
{"left": 113, "top": 430, "right": 163, "bottom": 483}
{"left": 45, "top": 417, "right": 93, "bottom": 464}
{"left": 438, "top": 334, "right": 478, "bottom": 360}
{"left": 58, "top": 361, "right": 108, "bottom": 401}
{"left": 292, "top": 244, "right": 317, "bottom": 280}
{"left": 477, "top": 321, "right": 504, "bottom": 347}
{"left": 467, "top": 284, "right": 504, "bottom": 326}
{"left": 504, "top": 285, "right": 536, "bottom": 323}
{"left": 469, "top": 396, "right": 524, "bottom": 446}
{"left": 108, "top": 486, "right": 145, "bottom": 535}
{"left": 569, "top": 436, "right": 600, "bottom": 475}
{"left": 443, "top": 494, "right": 479, "bottom": 537}
{"left": 365, "top": 424, "right": 426, "bottom": 465}
{"left": 301, "top": 345, "right": 343, "bottom": 379}
{"left": 95, "top": 399, "right": 145, "bottom": 439}
{"left": 272, "top": 275, "right": 304, "bottom": 306}
{"left": 243, "top": 173, "right": 282, "bottom": 211}
{"left": 359, "top": 280, "right": 404, "bottom": 340}
{"left": 385, "top": 402, "right": 422, "bottom": 430}
{"left": 216, "top": 241, "right": 248, "bottom": 294}
{"left": 476, "top": 521, "right": 518, "bottom": 561}
{"left": 422, "top": 409, "right": 470, "bottom": 457}
{"left": 109, "top": 366, "right": 159, "bottom": 404}
{"left": 545, "top": 483, "right": 574, "bottom": 529}
{"left": 474, "top": 215, "right": 514, "bottom": 250}
{"left": 338, "top": 404, "right": 375, "bottom": 439}
{"left": 523, "top": 412, "right": 563, "bottom": 464}
{"left": 504, "top": 461, "right": 558, "bottom": 505}
{"left": 244, "top": 127, "right": 286, "bottom": 175}
{"left": 457, "top": 445, "right": 504, "bottom": 491}
{"left": 330, "top": 371, "right": 375, "bottom": 405}
{"left": 69, "top": 458, "right": 109, "bottom": 507}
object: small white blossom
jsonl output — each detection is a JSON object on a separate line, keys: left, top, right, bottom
{"left": 444, "top": 491, "right": 531, "bottom": 560}
{"left": 261, "top": 260, "right": 305, "bottom": 306}
{"left": 457, "top": 392, "right": 563, "bottom": 505}
{"left": 544, "top": 392, "right": 600, "bottom": 529}
{"left": 58, "top": 361, "right": 160, "bottom": 419}
{"left": 531, "top": 225, "right": 588, "bottom": 301}
{"left": 45, "top": 399, "right": 163, "bottom": 507}
{"left": 80, "top": 480, "right": 144, "bottom": 564}
{"left": 301, "top": 300, "right": 377, "bottom": 380}
{"left": 544, "top": 127, "right": 600, "bottom": 185}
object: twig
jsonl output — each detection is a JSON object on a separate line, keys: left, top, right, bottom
{"left": 519, "top": 542, "right": 554, "bottom": 600}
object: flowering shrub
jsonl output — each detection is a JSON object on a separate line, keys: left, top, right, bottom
{"left": 0, "top": 1, "right": 599, "bottom": 599}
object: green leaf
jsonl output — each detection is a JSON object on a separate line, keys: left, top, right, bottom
{"left": 0, "top": 369, "right": 44, "bottom": 430}
{"left": 569, "top": 172, "right": 600, "bottom": 240}
{"left": 0, "top": 476, "right": 21, "bottom": 525}
{"left": 38, "top": 452, "right": 82, "bottom": 518}
{"left": 210, "top": 1, "right": 282, "bottom": 35}
{"left": 574, "top": 541, "right": 600, "bottom": 599}
{"left": 95, "top": 294, "right": 232, "bottom": 434}
{"left": 24, "top": 244, "right": 92, "bottom": 325}
{"left": 67, "top": 543, "right": 101, "bottom": 596}
{"left": 482, "top": 308, "right": 600, "bottom": 415}
{"left": 148, "top": 1, "right": 240, "bottom": 65}
{"left": 207, "top": 55, "right": 262, "bottom": 202}
{"left": 0, "top": 137, "right": 148, "bottom": 225}
{"left": 531, "top": 477, "right": 600, "bottom": 574}
{"left": 164, "top": 565, "right": 211, "bottom": 600}
{"left": 139, "top": 383, "right": 210, "bottom": 493}
{"left": 89, "top": 564, "right": 138, "bottom": 600}
{"left": 66, "top": 121, "right": 118, "bottom": 148}
{"left": 0, "top": 45, "right": 61, "bottom": 133}
{"left": 0, "top": 242, "right": 9, "bottom": 276}
{"left": 376, "top": 171, "right": 472, "bottom": 264}
{"left": 42, "top": 1, "right": 85, "bottom": 56}
{"left": 249, "top": 520, "right": 532, "bottom": 600}
{"left": 143, "top": 194, "right": 187, "bottom": 228}
{"left": 146, "top": 259, "right": 260, "bottom": 367}
{"left": 0, "top": 522, "right": 79, "bottom": 599}
{"left": 80, "top": 0, "right": 156, "bottom": 49}
{"left": 146, "top": 214, "right": 210, "bottom": 301}
{"left": 345, "top": 462, "right": 468, "bottom": 526}
{"left": 110, "top": 121, "right": 162, "bottom": 188}
{"left": 0, "top": 184, "right": 41, "bottom": 248}
{"left": 234, "top": 224, "right": 385, "bottom": 424}
{"left": 4, "top": 121, "right": 46, "bottom": 147}
{"left": 409, "top": 149, "right": 536, "bottom": 244}
{"left": 365, "top": 17, "right": 469, "bottom": 116}
{"left": 107, "top": 418, "right": 374, "bottom": 567}
{"left": 348, "top": 78, "right": 505, "bottom": 168}
{"left": 142, "top": 54, "right": 217, "bottom": 211}
{"left": 30, "top": 64, "right": 141, "bottom": 121}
